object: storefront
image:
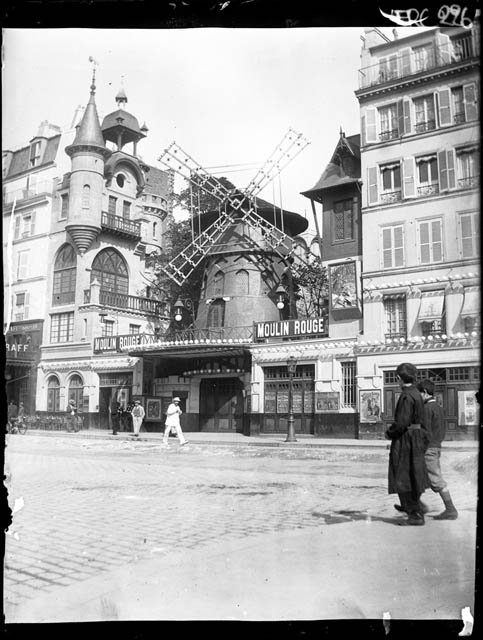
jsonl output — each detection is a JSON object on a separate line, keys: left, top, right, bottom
{"left": 5, "top": 320, "right": 43, "bottom": 414}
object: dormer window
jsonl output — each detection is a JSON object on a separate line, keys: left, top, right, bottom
{"left": 29, "top": 141, "right": 41, "bottom": 167}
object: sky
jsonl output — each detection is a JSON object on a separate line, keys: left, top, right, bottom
{"left": 2, "top": 27, "right": 426, "bottom": 233}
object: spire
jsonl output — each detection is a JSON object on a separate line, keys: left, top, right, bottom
{"left": 116, "top": 86, "right": 128, "bottom": 109}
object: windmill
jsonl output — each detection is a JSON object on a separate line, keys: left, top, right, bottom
{"left": 157, "top": 129, "right": 310, "bottom": 332}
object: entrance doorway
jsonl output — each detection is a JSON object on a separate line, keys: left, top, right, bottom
{"left": 199, "top": 377, "right": 244, "bottom": 432}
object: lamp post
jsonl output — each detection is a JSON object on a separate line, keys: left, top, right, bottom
{"left": 285, "top": 354, "right": 297, "bottom": 442}
{"left": 173, "top": 298, "right": 195, "bottom": 324}
{"left": 275, "top": 283, "right": 287, "bottom": 311}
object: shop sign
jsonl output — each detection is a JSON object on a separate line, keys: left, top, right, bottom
{"left": 93, "top": 333, "right": 159, "bottom": 353}
{"left": 5, "top": 335, "right": 38, "bottom": 360}
{"left": 255, "top": 318, "right": 326, "bottom": 341}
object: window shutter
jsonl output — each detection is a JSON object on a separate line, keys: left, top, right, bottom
{"left": 382, "top": 228, "right": 392, "bottom": 268}
{"left": 446, "top": 149, "right": 456, "bottom": 189}
{"left": 14, "top": 216, "right": 21, "bottom": 240}
{"left": 419, "top": 221, "right": 430, "bottom": 264}
{"left": 437, "top": 32, "right": 451, "bottom": 64}
{"left": 360, "top": 115, "right": 366, "bottom": 146}
{"left": 24, "top": 292, "right": 30, "bottom": 320}
{"left": 403, "top": 100, "right": 411, "bottom": 134}
{"left": 397, "top": 101, "right": 404, "bottom": 136}
{"left": 394, "top": 226, "right": 404, "bottom": 267}
{"left": 463, "top": 83, "right": 478, "bottom": 122}
{"left": 402, "top": 158, "right": 415, "bottom": 198}
{"left": 367, "top": 167, "right": 378, "bottom": 205}
{"left": 432, "top": 220, "right": 443, "bottom": 262}
{"left": 365, "top": 108, "right": 377, "bottom": 143}
{"left": 17, "top": 252, "right": 29, "bottom": 280}
{"left": 438, "top": 89, "right": 452, "bottom": 126}
{"left": 30, "top": 211, "right": 36, "bottom": 236}
{"left": 401, "top": 48, "right": 411, "bottom": 75}
{"left": 438, "top": 150, "right": 448, "bottom": 190}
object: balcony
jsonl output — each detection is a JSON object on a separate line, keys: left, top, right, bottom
{"left": 380, "top": 190, "right": 402, "bottom": 204}
{"left": 417, "top": 183, "right": 439, "bottom": 197}
{"left": 454, "top": 112, "right": 466, "bottom": 125}
{"left": 458, "top": 175, "right": 478, "bottom": 189}
{"left": 84, "top": 288, "right": 167, "bottom": 317}
{"left": 379, "top": 129, "right": 399, "bottom": 142}
{"left": 358, "top": 34, "right": 477, "bottom": 90}
{"left": 414, "top": 120, "right": 436, "bottom": 134}
{"left": 101, "top": 212, "right": 141, "bottom": 240}
{"left": 3, "top": 181, "right": 54, "bottom": 205}
{"left": 385, "top": 332, "right": 407, "bottom": 342}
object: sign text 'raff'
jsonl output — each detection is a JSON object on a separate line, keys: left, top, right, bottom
{"left": 255, "top": 318, "right": 327, "bottom": 341}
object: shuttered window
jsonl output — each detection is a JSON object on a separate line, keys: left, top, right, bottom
{"left": 458, "top": 212, "right": 479, "bottom": 258}
{"left": 382, "top": 225, "right": 404, "bottom": 269}
{"left": 333, "top": 199, "right": 354, "bottom": 240}
{"left": 419, "top": 218, "right": 443, "bottom": 264}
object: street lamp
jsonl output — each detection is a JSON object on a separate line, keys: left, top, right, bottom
{"left": 285, "top": 354, "right": 297, "bottom": 442}
{"left": 173, "top": 298, "right": 195, "bottom": 324}
{"left": 276, "top": 283, "right": 287, "bottom": 310}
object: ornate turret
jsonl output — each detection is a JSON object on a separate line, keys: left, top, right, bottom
{"left": 65, "top": 68, "right": 111, "bottom": 255}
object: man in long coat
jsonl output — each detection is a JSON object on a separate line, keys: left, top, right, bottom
{"left": 386, "top": 362, "right": 430, "bottom": 525}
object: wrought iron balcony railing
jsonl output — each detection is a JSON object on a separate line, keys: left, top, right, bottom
{"left": 358, "top": 34, "right": 477, "bottom": 90}
{"left": 379, "top": 128, "right": 399, "bottom": 142}
{"left": 414, "top": 120, "right": 436, "bottom": 133}
{"left": 84, "top": 288, "right": 167, "bottom": 316}
{"left": 458, "top": 176, "right": 478, "bottom": 189}
{"left": 417, "top": 183, "right": 439, "bottom": 197}
{"left": 380, "top": 190, "right": 402, "bottom": 204}
{"left": 101, "top": 212, "right": 141, "bottom": 238}
{"left": 454, "top": 112, "right": 466, "bottom": 124}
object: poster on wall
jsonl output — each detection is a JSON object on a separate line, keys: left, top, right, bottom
{"left": 328, "top": 260, "right": 361, "bottom": 317}
{"left": 458, "top": 390, "right": 479, "bottom": 426}
{"left": 315, "top": 392, "right": 340, "bottom": 413}
{"left": 359, "top": 390, "right": 382, "bottom": 423}
{"left": 145, "top": 398, "right": 162, "bottom": 422}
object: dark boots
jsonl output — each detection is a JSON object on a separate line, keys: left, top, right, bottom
{"left": 433, "top": 490, "right": 458, "bottom": 520}
{"left": 396, "top": 492, "right": 425, "bottom": 525}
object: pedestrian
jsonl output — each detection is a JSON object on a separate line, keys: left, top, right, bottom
{"left": 417, "top": 379, "right": 458, "bottom": 520}
{"left": 8, "top": 400, "right": 18, "bottom": 422}
{"left": 386, "top": 362, "right": 430, "bottom": 526}
{"left": 131, "top": 400, "right": 145, "bottom": 437}
{"left": 121, "top": 402, "right": 133, "bottom": 432}
{"left": 110, "top": 399, "right": 121, "bottom": 435}
{"left": 17, "top": 402, "right": 25, "bottom": 419}
{"left": 163, "top": 397, "right": 188, "bottom": 446}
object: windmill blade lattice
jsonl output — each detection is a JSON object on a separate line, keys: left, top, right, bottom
{"left": 158, "top": 130, "right": 310, "bottom": 286}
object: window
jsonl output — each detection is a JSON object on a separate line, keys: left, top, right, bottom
{"left": 17, "top": 251, "right": 29, "bottom": 280}
{"left": 416, "top": 155, "right": 439, "bottom": 196}
{"left": 68, "top": 375, "right": 84, "bottom": 411}
{"left": 47, "top": 375, "right": 60, "bottom": 412}
{"left": 458, "top": 212, "right": 479, "bottom": 258}
{"left": 413, "top": 95, "right": 436, "bottom": 133}
{"left": 50, "top": 312, "right": 74, "bottom": 343}
{"left": 413, "top": 45, "right": 431, "bottom": 72}
{"left": 333, "top": 199, "right": 354, "bottom": 240}
{"left": 207, "top": 300, "right": 225, "bottom": 328}
{"left": 421, "top": 305, "right": 446, "bottom": 337}
{"left": 341, "top": 361, "right": 356, "bottom": 408}
{"left": 452, "top": 87, "right": 465, "bottom": 124}
{"left": 381, "top": 225, "right": 404, "bottom": 268}
{"left": 14, "top": 292, "right": 29, "bottom": 321}
{"left": 129, "top": 324, "right": 141, "bottom": 334}
{"left": 457, "top": 148, "right": 479, "bottom": 189}
{"left": 152, "top": 221, "right": 157, "bottom": 237}
{"left": 419, "top": 218, "right": 443, "bottom": 263}
{"left": 108, "top": 196, "right": 117, "bottom": 216}
{"left": 82, "top": 185, "right": 90, "bottom": 209}
{"left": 29, "top": 141, "right": 41, "bottom": 168}
{"left": 60, "top": 194, "right": 69, "bottom": 219}
{"left": 53, "top": 244, "right": 76, "bottom": 305}
{"left": 379, "top": 104, "right": 399, "bottom": 141}
{"left": 384, "top": 296, "right": 407, "bottom": 339}
{"left": 212, "top": 271, "right": 225, "bottom": 297}
{"left": 235, "top": 269, "right": 249, "bottom": 295}
{"left": 101, "top": 320, "right": 115, "bottom": 336}
{"left": 122, "top": 201, "right": 131, "bottom": 219}
{"left": 379, "top": 163, "right": 401, "bottom": 203}
{"left": 14, "top": 214, "right": 36, "bottom": 240}
{"left": 91, "top": 248, "right": 128, "bottom": 294}
{"left": 116, "top": 174, "right": 125, "bottom": 188}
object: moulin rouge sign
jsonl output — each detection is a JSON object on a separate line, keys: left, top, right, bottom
{"left": 93, "top": 333, "right": 160, "bottom": 353}
{"left": 255, "top": 318, "right": 327, "bottom": 341}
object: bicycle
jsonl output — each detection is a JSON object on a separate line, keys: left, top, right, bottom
{"left": 7, "top": 418, "right": 28, "bottom": 435}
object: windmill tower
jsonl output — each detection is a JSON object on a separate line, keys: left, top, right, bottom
{"left": 158, "top": 129, "right": 310, "bottom": 335}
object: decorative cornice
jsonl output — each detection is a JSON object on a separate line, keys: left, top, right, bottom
{"left": 40, "top": 356, "right": 138, "bottom": 372}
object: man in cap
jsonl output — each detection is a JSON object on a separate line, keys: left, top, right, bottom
{"left": 163, "top": 397, "right": 188, "bottom": 446}
{"left": 131, "top": 399, "right": 145, "bottom": 437}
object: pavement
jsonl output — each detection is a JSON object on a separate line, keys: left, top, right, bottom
{"left": 4, "top": 430, "right": 479, "bottom": 624}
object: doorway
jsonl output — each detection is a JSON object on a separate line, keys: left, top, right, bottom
{"left": 199, "top": 377, "right": 244, "bottom": 432}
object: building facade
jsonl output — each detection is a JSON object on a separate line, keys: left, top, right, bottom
{"left": 354, "top": 25, "right": 480, "bottom": 438}
{"left": 3, "top": 78, "right": 172, "bottom": 428}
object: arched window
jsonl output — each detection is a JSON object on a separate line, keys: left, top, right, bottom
{"left": 53, "top": 244, "right": 76, "bottom": 305}
{"left": 236, "top": 269, "right": 249, "bottom": 295}
{"left": 207, "top": 300, "right": 225, "bottom": 328}
{"left": 82, "top": 184, "right": 90, "bottom": 209}
{"left": 212, "top": 271, "right": 224, "bottom": 297}
{"left": 91, "top": 248, "right": 128, "bottom": 294}
{"left": 68, "top": 374, "right": 84, "bottom": 411}
{"left": 47, "top": 375, "right": 60, "bottom": 412}
{"left": 152, "top": 221, "right": 157, "bottom": 237}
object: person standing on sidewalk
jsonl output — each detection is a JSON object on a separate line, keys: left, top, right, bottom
{"left": 417, "top": 379, "right": 458, "bottom": 520}
{"left": 163, "top": 397, "right": 188, "bottom": 446}
{"left": 110, "top": 399, "right": 121, "bottom": 435}
{"left": 131, "top": 400, "right": 145, "bottom": 438}
{"left": 386, "top": 362, "right": 430, "bottom": 526}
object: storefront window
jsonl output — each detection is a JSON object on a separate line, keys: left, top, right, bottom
{"left": 47, "top": 375, "right": 60, "bottom": 412}
{"left": 68, "top": 374, "right": 84, "bottom": 411}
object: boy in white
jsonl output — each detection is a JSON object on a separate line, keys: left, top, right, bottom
{"left": 131, "top": 400, "right": 145, "bottom": 437}
{"left": 163, "top": 397, "right": 188, "bottom": 445}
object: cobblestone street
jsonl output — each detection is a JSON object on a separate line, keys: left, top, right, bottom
{"left": 4, "top": 433, "right": 478, "bottom": 622}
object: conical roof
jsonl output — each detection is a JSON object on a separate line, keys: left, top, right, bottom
{"left": 65, "top": 81, "right": 107, "bottom": 156}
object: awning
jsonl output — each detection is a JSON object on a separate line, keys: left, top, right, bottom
{"left": 461, "top": 289, "right": 479, "bottom": 318}
{"left": 418, "top": 292, "right": 445, "bottom": 322}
